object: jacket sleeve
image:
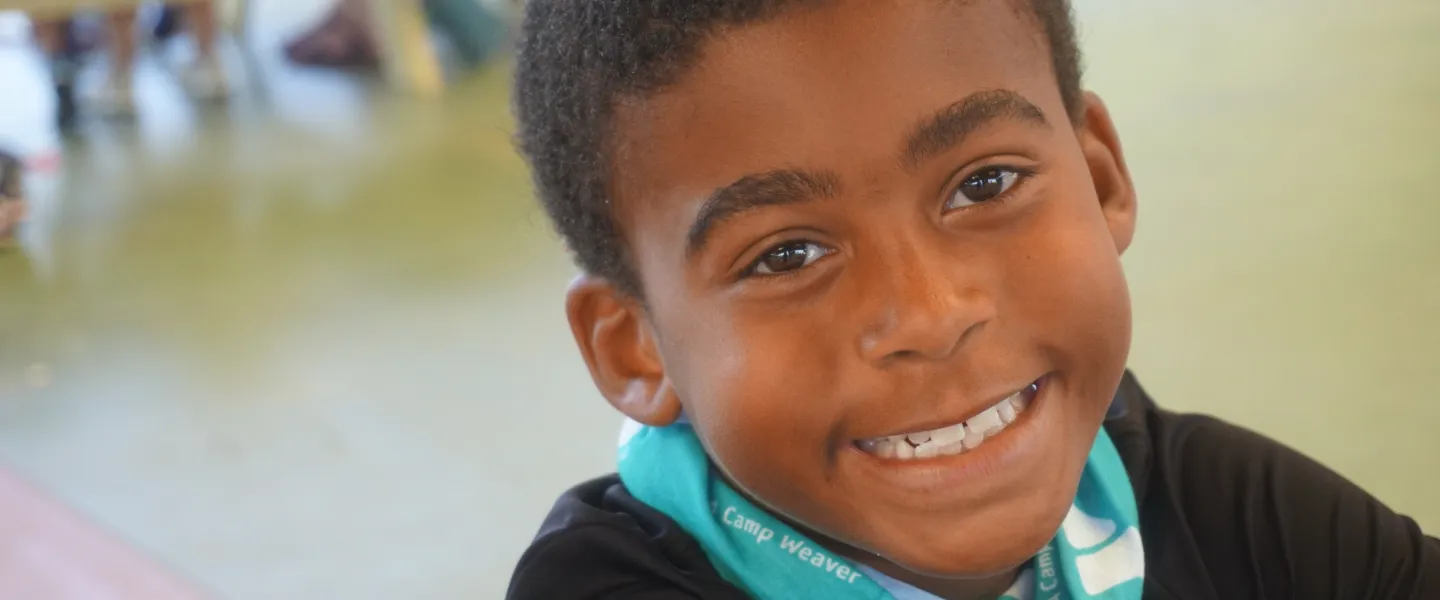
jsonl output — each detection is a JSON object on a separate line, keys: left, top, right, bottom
{"left": 506, "top": 524, "right": 703, "bottom": 599}
{"left": 1156, "top": 412, "right": 1440, "bottom": 599}
{"left": 507, "top": 476, "right": 753, "bottom": 600}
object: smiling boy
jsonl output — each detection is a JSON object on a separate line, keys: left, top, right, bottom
{"left": 504, "top": 1, "right": 1440, "bottom": 599}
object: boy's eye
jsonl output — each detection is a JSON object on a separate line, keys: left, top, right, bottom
{"left": 749, "top": 241, "right": 832, "bottom": 276}
{"left": 945, "top": 166, "right": 1026, "bottom": 210}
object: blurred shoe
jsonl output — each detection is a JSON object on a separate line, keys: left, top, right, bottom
{"left": 153, "top": 5, "right": 182, "bottom": 43}
{"left": 182, "top": 59, "right": 230, "bottom": 102}
{"left": 88, "top": 75, "right": 137, "bottom": 119}
{"left": 283, "top": 3, "right": 379, "bottom": 70}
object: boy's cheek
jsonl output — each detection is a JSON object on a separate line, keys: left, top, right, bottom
{"left": 989, "top": 186, "right": 1131, "bottom": 415}
{"left": 674, "top": 329, "right": 848, "bottom": 489}
{"left": 1011, "top": 182, "right": 1131, "bottom": 321}
{"left": 695, "top": 390, "right": 839, "bottom": 523}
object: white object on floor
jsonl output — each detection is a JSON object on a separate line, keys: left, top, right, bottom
{"left": 181, "top": 58, "right": 230, "bottom": 102}
{"left": 88, "top": 75, "right": 137, "bottom": 118}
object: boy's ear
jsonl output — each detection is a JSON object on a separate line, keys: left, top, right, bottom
{"left": 1078, "top": 92, "right": 1138, "bottom": 255}
{"left": 565, "top": 276, "right": 683, "bottom": 427}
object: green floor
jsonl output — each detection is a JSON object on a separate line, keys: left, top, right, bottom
{"left": 0, "top": 1, "right": 1437, "bottom": 598}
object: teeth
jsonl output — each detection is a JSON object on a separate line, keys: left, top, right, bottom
{"left": 859, "top": 380, "right": 1042, "bottom": 461}
{"left": 929, "top": 422, "right": 966, "bottom": 446}
{"left": 998, "top": 402, "right": 1017, "bottom": 424}
{"left": 968, "top": 406, "right": 1004, "bottom": 436}
{"left": 964, "top": 423, "right": 983, "bottom": 440}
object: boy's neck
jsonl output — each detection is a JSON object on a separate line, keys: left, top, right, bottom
{"left": 849, "top": 556, "right": 1019, "bottom": 600}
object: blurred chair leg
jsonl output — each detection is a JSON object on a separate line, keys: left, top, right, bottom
{"left": 230, "top": 0, "right": 255, "bottom": 50}
{"left": 368, "top": 0, "right": 444, "bottom": 96}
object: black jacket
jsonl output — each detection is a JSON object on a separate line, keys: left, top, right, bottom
{"left": 508, "top": 374, "right": 1440, "bottom": 599}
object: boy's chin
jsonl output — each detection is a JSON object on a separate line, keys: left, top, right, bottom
{"left": 889, "top": 532, "right": 1052, "bottom": 580}
{"left": 864, "top": 498, "right": 1069, "bottom": 579}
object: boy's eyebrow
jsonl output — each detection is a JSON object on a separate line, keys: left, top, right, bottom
{"left": 901, "top": 89, "right": 1051, "bottom": 170}
{"left": 685, "top": 169, "right": 840, "bottom": 257}
{"left": 683, "top": 90, "right": 1047, "bottom": 258}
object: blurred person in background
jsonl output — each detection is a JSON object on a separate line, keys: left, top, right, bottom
{"left": 284, "top": 0, "right": 507, "bottom": 72}
{"left": 29, "top": 2, "right": 228, "bottom": 130}
{"left": 27, "top": 15, "right": 83, "bottom": 128}
{"left": 147, "top": 2, "right": 229, "bottom": 99}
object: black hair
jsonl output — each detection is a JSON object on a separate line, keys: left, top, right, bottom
{"left": 513, "top": 0, "right": 1083, "bottom": 297}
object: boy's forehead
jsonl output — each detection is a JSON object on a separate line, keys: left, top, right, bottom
{"left": 609, "top": 0, "right": 1060, "bottom": 250}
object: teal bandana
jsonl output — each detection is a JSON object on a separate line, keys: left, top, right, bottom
{"left": 617, "top": 419, "right": 1144, "bottom": 600}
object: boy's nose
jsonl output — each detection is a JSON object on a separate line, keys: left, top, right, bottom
{"left": 855, "top": 243, "right": 996, "bottom": 365}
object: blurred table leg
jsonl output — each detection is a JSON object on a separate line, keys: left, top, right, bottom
{"left": 367, "top": 0, "right": 445, "bottom": 96}
{"left": 0, "top": 467, "right": 207, "bottom": 600}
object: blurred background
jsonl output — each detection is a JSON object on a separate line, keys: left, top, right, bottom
{"left": 0, "top": 0, "right": 1436, "bottom": 598}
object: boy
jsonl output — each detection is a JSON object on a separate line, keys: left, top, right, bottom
{"left": 506, "top": 1, "right": 1440, "bottom": 598}
{"left": 30, "top": 4, "right": 228, "bottom": 129}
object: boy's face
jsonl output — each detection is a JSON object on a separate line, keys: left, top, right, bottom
{"left": 572, "top": 0, "right": 1137, "bottom": 579}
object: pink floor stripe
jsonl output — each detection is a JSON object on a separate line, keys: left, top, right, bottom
{"left": 0, "top": 467, "right": 208, "bottom": 600}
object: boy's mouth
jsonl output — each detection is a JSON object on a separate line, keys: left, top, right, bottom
{"left": 854, "top": 379, "right": 1041, "bottom": 461}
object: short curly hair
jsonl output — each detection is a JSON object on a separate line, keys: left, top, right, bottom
{"left": 513, "top": 0, "right": 1083, "bottom": 297}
